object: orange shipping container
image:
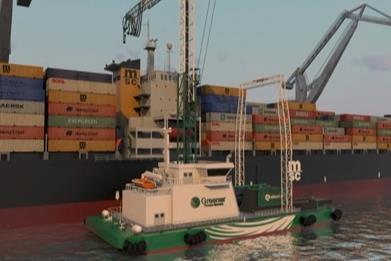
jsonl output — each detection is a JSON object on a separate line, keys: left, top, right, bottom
{"left": 253, "top": 133, "right": 281, "bottom": 142}
{"left": 292, "top": 134, "right": 323, "bottom": 143}
{"left": 48, "top": 103, "right": 116, "bottom": 117}
{"left": 291, "top": 125, "right": 322, "bottom": 135}
{"left": 289, "top": 110, "right": 316, "bottom": 119}
{"left": 324, "top": 135, "right": 352, "bottom": 143}
{"left": 377, "top": 143, "right": 391, "bottom": 150}
{"left": 287, "top": 101, "right": 316, "bottom": 112}
{"left": 47, "top": 90, "right": 115, "bottom": 106}
{"left": 351, "top": 135, "right": 376, "bottom": 143}
{"left": 0, "top": 63, "right": 43, "bottom": 79}
{"left": 0, "top": 126, "right": 44, "bottom": 139}
{"left": 377, "top": 121, "right": 391, "bottom": 129}
{"left": 346, "top": 128, "right": 376, "bottom": 136}
{"left": 252, "top": 115, "right": 279, "bottom": 124}
{"left": 48, "top": 140, "right": 115, "bottom": 152}
{"left": 48, "top": 127, "right": 115, "bottom": 140}
{"left": 254, "top": 141, "right": 280, "bottom": 151}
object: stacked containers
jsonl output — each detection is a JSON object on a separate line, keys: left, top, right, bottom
{"left": 376, "top": 120, "right": 391, "bottom": 150}
{"left": 45, "top": 68, "right": 116, "bottom": 152}
{"left": 339, "top": 114, "right": 376, "bottom": 150}
{"left": 288, "top": 101, "right": 323, "bottom": 150}
{"left": 0, "top": 63, "right": 45, "bottom": 152}
{"left": 252, "top": 104, "right": 281, "bottom": 151}
{"left": 317, "top": 110, "right": 351, "bottom": 150}
{"left": 199, "top": 85, "right": 252, "bottom": 152}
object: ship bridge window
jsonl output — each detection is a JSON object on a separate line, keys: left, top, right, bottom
{"left": 207, "top": 168, "right": 231, "bottom": 177}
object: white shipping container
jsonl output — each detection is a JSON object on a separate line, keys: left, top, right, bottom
{"left": 0, "top": 100, "right": 45, "bottom": 114}
{"left": 259, "top": 108, "right": 278, "bottom": 116}
{"left": 203, "top": 141, "right": 252, "bottom": 151}
{"left": 293, "top": 142, "right": 323, "bottom": 150}
{"left": 324, "top": 142, "right": 351, "bottom": 150}
{"left": 202, "top": 122, "right": 253, "bottom": 132}
{"left": 203, "top": 112, "right": 252, "bottom": 123}
{"left": 323, "top": 127, "right": 345, "bottom": 135}
{"left": 0, "top": 113, "right": 44, "bottom": 127}
{"left": 46, "top": 78, "right": 116, "bottom": 95}
{"left": 352, "top": 142, "right": 377, "bottom": 150}
{"left": 0, "top": 140, "right": 44, "bottom": 152}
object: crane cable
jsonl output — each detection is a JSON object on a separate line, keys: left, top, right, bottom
{"left": 197, "top": 0, "right": 212, "bottom": 70}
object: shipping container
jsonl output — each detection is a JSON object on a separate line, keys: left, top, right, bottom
{"left": 293, "top": 142, "right": 323, "bottom": 150}
{"left": 324, "top": 135, "right": 352, "bottom": 143}
{"left": 48, "top": 140, "right": 115, "bottom": 152}
{"left": 377, "top": 129, "right": 391, "bottom": 136}
{"left": 253, "top": 133, "right": 281, "bottom": 142}
{"left": 0, "top": 139, "right": 44, "bottom": 152}
{"left": 287, "top": 101, "right": 316, "bottom": 112}
{"left": 339, "top": 121, "right": 376, "bottom": 129}
{"left": 0, "top": 113, "right": 44, "bottom": 126}
{"left": 258, "top": 108, "right": 278, "bottom": 117}
{"left": 0, "top": 63, "right": 43, "bottom": 79}
{"left": 253, "top": 124, "right": 280, "bottom": 133}
{"left": 289, "top": 110, "right": 316, "bottom": 119}
{"left": 48, "top": 103, "right": 116, "bottom": 117}
{"left": 45, "top": 68, "right": 112, "bottom": 83}
{"left": 316, "top": 120, "right": 339, "bottom": 128}
{"left": 291, "top": 125, "right": 322, "bottom": 135}
{"left": 202, "top": 112, "right": 252, "bottom": 123}
{"left": 203, "top": 131, "right": 252, "bottom": 141}
{"left": 346, "top": 128, "right": 376, "bottom": 136}
{"left": 198, "top": 94, "right": 239, "bottom": 105}
{"left": 0, "top": 100, "right": 44, "bottom": 114}
{"left": 252, "top": 115, "right": 279, "bottom": 124}
{"left": 292, "top": 134, "right": 323, "bottom": 143}
{"left": 202, "top": 122, "right": 252, "bottom": 132}
{"left": 254, "top": 141, "right": 280, "bottom": 151}
{"left": 46, "top": 78, "right": 116, "bottom": 95}
{"left": 290, "top": 118, "right": 316, "bottom": 126}
{"left": 339, "top": 114, "right": 370, "bottom": 122}
{"left": 48, "top": 127, "right": 115, "bottom": 140}
{"left": 201, "top": 102, "right": 238, "bottom": 114}
{"left": 316, "top": 110, "right": 336, "bottom": 118}
{"left": 47, "top": 115, "right": 115, "bottom": 129}
{"left": 202, "top": 140, "right": 252, "bottom": 151}
{"left": 198, "top": 85, "right": 242, "bottom": 97}
{"left": 0, "top": 76, "right": 44, "bottom": 101}
{"left": 377, "top": 121, "right": 391, "bottom": 129}
{"left": 0, "top": 126, "right": 44, "bottom": 139}
{"left": 324, "top": 142, "right": 351, "bottom": 150}
{"left": 115, "top": 68, "right": 140, "bottom": 118}
{"left": 47, "top": 90, "right": 115, "bottom": 106}
{"left": 377, "top": 136, "right": 391, "bottom": 143}
{"left": 377, "top": 143, "right": 391, "bottom": 150}
{"left": 322, "top": 127, "right": 345, "bottom": 135}
{"left": 351, "top": 135, "right": 377, "bottom": 143}
{"left": 352, "top": 142, "right": 376, "bottom": 150}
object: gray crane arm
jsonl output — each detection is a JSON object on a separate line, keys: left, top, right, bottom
{"left": 286, "top": 4, "right": 391, "bottom": 103}
{"left": 122, "top": 0, "right": 162, "bottom": 42}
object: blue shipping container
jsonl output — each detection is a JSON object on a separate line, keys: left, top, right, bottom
{"left": 0, "top": 76, "right": 44, "bottom": 102}
{"left": 199, "top": 94, "right": 239, "bottom": 105}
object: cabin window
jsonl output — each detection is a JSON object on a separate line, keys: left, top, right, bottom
{"left": 155, "top": 214, "right": 159, "bottom": 218}
{"left": 184, "top": 173, "right": 188, "bottom": 177}
{"left": 189, "top": 173, "right": 193, "bottom": 177}
{"left": 160, "top": 213, "right": 165, "bottom": 218}
{"left": 207, "top": 168, "right": 231, "bottom": 177}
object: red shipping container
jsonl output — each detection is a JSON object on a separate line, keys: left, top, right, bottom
{"left": 252, "top": 115, "right": 279, "bottom": 124}
{"left": 316, "top": 111, "right": 336, "bottom": 117}
{"left": 339, "top": 114, "right": 370, "bottom": 122}
{"left": 324, "top": 135, "right": 352, "bottom": 143}
{"left": 377, "top": 136, "right": 391, "bottom": 143}
{"left": 291, "top": 125, "right": 322, "bottom": 134}
{"left": 0, "top": 126, "right": 44, "bottom": 139}
{"left": 48, "top": 127, "right": 115, "bottom": 140}
{"left": 289, "top": 110, "right": 316, "bottom": 119}
{"left": 205, "top": 131, "right": 252, "bottom": 141}
{"left": 48, "top": 102, "right": 116, "bottom": 117}
{"left": 253, "top": 133, "right": 281, "bottom": 142}
{"left": 346, "top": 128, "right": 376, "bottom": 136}
{"left": 377, "top": 121, "right": 391, "bottom": 130}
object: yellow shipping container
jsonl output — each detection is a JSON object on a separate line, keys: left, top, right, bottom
{"left": 47, "top": 90, "right": 115, "bottom": 106}
{"left": 48, "top": 140, "right": 115, "bottom": 152}
{"left": 254, "top": 141, "right": 280, "bottom": 151}
{"left": 377, "top": 143, "right": 391, "bottom": 150}
{"left": 0, "top": 113, "right": 44, "bottom": 126}
{"left": 351, "top": 135, "right": 376, "bottom": 143}
{"left": 324, "top": 142, "right": 351, "bottom": 150}
{"left": 292, "top": 134, "right": 323, "bottom": 143}
{"left": 199, "top": 85, "right": 243, "bottom": 97}
{"left": 46, "top": 78, "right": 116, "bottom": 95}
{"left": 0, "top": 63, "right": 43, "bottom": 79}
{"left": 287, "top": 101, "right": 316, "bottom": 112}
{"left": 352, "top": 142, "right": 376, "bottom": 150}
{"left": 293, "top": 142, "right": 323, "bottom": 150}
{"left": 114, "top": 68, "right": 140, "bottom": 118}
{"left": 0, "top": 140, "right": 44, "bottom": 152}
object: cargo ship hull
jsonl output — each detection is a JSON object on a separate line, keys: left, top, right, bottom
{"left": 1, "top": 152, "right": 390, "bottom": 228}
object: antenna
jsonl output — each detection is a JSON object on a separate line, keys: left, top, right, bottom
{"left": 166, "top": 42, "right": 173, "bottom": 72}
{"left": 144, "top": 21, "right": 157, "bottom": 74}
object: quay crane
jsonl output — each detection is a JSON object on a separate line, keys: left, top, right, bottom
{"left": 286, "top": 4, "right": 391, "bottom": 103}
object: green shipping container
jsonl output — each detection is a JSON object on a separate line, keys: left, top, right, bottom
{"left": 290, "top": 118, "right": 316, "bottom": 126}
{"left": 339, "top": 121, "right": 376, "bottom": 129}
{"left": 253, "top": 124, "right": 280, "bottom": 133}
{"left": 316, "top": 120, "right": 339, "bottom": 128}
{"left": 378, "top": 129, "right": 391, "bottom": 136}
{"left": 48, "top": 115, "right": 115, "bottom": 128}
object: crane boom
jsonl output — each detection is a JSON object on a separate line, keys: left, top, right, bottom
{"left": 286, "top": 4, "right": 391, "bottom": 103}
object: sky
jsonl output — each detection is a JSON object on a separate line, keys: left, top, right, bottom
{"left": 9, "top": 0, "right": 391, "bottom": 116}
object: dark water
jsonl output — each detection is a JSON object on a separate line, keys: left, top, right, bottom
{"left": 1, "top": 195, "right": 390, "bottom": 260}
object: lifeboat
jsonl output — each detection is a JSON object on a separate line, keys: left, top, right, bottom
{"left": 132, "top": 177, "right": 156, "bottom": 190}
